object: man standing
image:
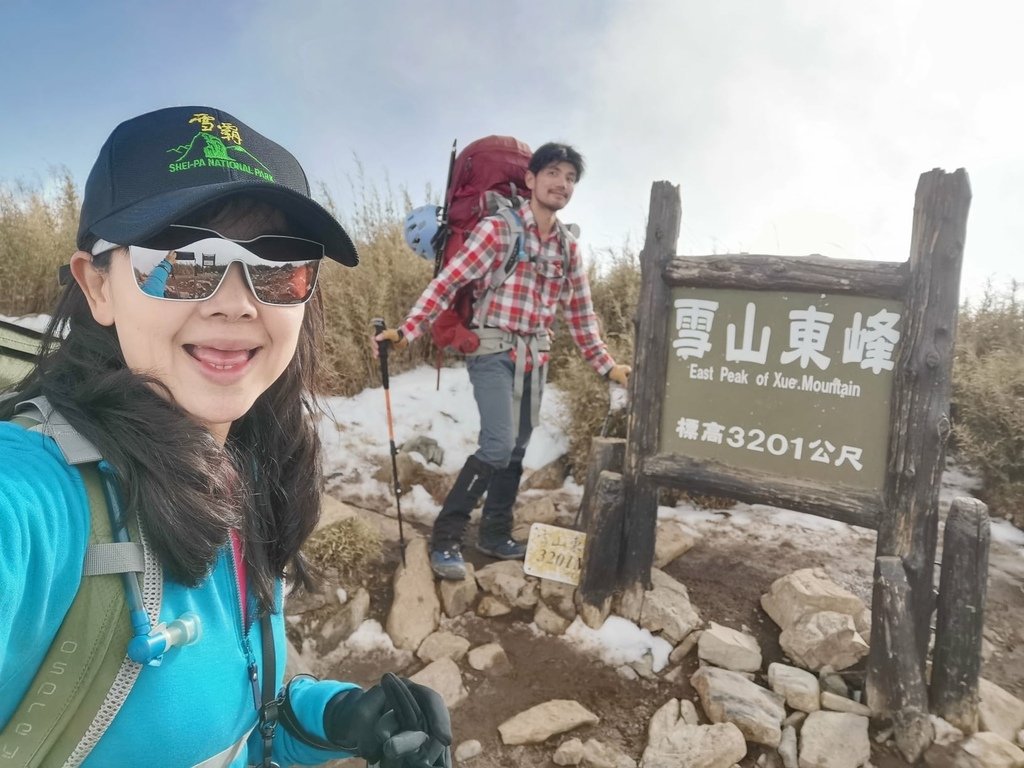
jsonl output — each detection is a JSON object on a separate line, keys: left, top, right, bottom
{"left": 374, "top": 143, "right": 630, "bottom": 580}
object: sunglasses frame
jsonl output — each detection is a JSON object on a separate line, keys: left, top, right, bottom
{"left": 93, "top": 225, "right": 325, "bottom": 307}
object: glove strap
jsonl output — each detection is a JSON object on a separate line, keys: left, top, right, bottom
{"left": 279, "top": 674, "right": 345, "bottom": 751}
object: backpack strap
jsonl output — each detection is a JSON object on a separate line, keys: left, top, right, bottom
{"left": 0, "top": 398, "right": 158, "bottom": 768}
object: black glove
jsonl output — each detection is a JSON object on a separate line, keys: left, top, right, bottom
{"left": 324, "top": 673, "right": 452, "bottom": 768}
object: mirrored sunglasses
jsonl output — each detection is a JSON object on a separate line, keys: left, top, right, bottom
{"left": 94, "top": 225, "right": 324, "bottom": 306}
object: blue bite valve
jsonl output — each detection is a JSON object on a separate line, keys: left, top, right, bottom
{"left": 127, "top": 612, "right": 203, "bottom": 665}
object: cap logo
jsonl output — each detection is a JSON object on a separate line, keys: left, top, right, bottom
{"left": 166, "top": 112, "right": 275, "bottom": 182}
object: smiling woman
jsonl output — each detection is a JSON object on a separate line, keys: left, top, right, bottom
{"left": 0, "top": 106, "right": 452, "bottom": 768}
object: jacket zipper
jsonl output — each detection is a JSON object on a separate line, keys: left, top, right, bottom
{"left": 228, "top": 541, "right": 261, "bottom": 711}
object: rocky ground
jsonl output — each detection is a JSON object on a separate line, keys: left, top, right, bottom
{"left": 286, "top": 459, "right": 1024, "bottom": 768}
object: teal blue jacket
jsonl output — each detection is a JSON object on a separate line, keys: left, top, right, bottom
{"left": 0, "top": 422, "right": 358, "bottom": 766}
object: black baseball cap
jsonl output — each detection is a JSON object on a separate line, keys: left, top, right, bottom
{"left": 77, "top": 106, "right": 358, "bottom": 266}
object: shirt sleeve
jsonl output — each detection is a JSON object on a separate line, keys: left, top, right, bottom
{"left": 400, "top": 218, "right": 507, "bottom": 343}
{"left": 260, "top": 675, "right": 361, "bottom": 765}
{"left": 560, "top": 239, "right": 615, "bottom": 376}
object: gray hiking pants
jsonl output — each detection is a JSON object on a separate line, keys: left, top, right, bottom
{"left": 468, "top": 350, "right": 543, "bottom": 469}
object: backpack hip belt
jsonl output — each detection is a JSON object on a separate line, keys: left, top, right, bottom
{"left": 467, "top": 329, "right": 550, "bottom": 436}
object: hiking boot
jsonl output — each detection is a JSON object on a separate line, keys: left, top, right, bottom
{"left": 430, "top": 545, "right": 467, "bottom": 580}
{"left": 475, "top": 538, "right": 526, "bottom": 560}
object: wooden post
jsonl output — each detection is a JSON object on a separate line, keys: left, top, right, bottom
{"left": 578, "top": 470, "right": 625, "bottom": 606}
{"left": 577, "top": 437, "right": 626, "bottom": 530}
{"left": 930, "top": 497, "right": 990, "bottom": 733}
{"left": 871, "top": 169, "right": 971, "bottom": 682}
{"left": 867, "top": 556, "right": 934, "bottom": 762}
{"left": 620, "top": 182, "right": 681, "bottom": 590}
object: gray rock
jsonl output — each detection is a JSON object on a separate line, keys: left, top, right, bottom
{"left": 798, "top": 711, "right": 870, "bottom": 768}
{"left": 439, "top": 562, "right": 478, "bottom": 617}
{"left": 399, "top": 435, "right": 444, "bottom": 466}
{"left": 541, "top": 579, "right": 579, "bottom": 621}
{"left": 535, "top": 602, "right": 573, "bottom": 635}
{"left": 641, "top": 721, "right": 746, "bottom": 768}
{"left": 779, "top": 725, "right": 798, "bottom": 768}
{"left": 476, "top": 595, "right": 512, "bottom": 617}
{"left": 979, "top": 678, "right": 1024, "bottom": 743}
{"left": 454, "top": 740, "right": 481, "bottom": 762}
{"left": 498, "top": 699, "right": 600, "bottom": 745}
{"left": 640, "top": 568, "right": 702, "bottom": 645}
{"left": 768, "top": 663, "right": 820, "bottom": 713}
{"left": 416, "top": 631, "right": 470, "bottom": 663}
{"left": 516, "top": 497, "right": 561, "bottom": 525}
{"left": 520, "top": 455, "right": 569, "bottom": 490}
{"left": 319, "top": 587, "right": 370, "bottom": 649}
{"left": 653, "top": 521, "right": 698, "bottom": 568}
{"left": 670, "top": 630, "right": 703, "bottom": 665}
{"left": 820, "top": 691, "right": 871, "bottom": 716}
{"left": 761, "top": 569, "right": 869, "bottom": 635}
{"left": 582, "top": 738, "right": 636, "bottom": 768}
{"left": 956, "top": 731, "right": 1024, "bottom": 768}
{"left": 385, "top": 538, "right": 440, "bottom": 651}
{"left": 698, "top": 622, "right": 762, "bottom": 673}
{"left": 691, "top": 666, "right": 786, "bottom": 747}
{"left": 409, "top": 657, "right": 468, "bottom": 710}
{"left": 555, "top": 738, "right": 586, "bottom": 766}
{"left": 779, "top": 611, "right": 869, "bottom": 672}
{"left": 467, "top": 642, "right": 511, "bottom": 675}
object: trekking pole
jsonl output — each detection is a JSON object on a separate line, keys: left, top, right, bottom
{"left": 372, "top": 318, "right": 407, "bottom": 567}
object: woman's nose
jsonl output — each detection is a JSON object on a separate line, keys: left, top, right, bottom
{"left": 202, "top": 263, "right": 258, "bottom": 319}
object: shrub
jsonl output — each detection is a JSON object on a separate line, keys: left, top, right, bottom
{"left": 952, "top": 282, "right": 1024, "bottom": 526}
{"left": 0, "top": 170, "right": 79, "bottom": 316}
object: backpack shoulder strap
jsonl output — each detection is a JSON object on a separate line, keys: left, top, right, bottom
{"left": 0, "top": 398, "right": 153, "bottom": 768}
{"left": 472, "top": 204, "right": 527, "bottom": 328}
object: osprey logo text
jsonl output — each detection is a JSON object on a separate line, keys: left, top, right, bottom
{"left": 166, "top": 112, "right": 275, "bottom": 181}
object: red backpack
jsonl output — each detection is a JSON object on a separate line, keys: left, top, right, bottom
{"left": 430, "top": 136, "right": 533, "bottom": 353}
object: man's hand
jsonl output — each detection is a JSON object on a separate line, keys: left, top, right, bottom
{"left": 608, "top": 364, "right": 631, "bottom": 387}
{"left": 324, "top": 674, "right": 451, "bottom": 768}
{"left": 372, "top": 328, "right": 409, "bottom": 358}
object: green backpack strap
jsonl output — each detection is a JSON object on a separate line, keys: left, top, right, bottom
{"left": 0, "top": 412, "right": 143, "bottom": 768}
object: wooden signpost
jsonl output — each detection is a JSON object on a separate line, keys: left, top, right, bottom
{"left": 577, "top": 170, "right": 982, "bottom": 760}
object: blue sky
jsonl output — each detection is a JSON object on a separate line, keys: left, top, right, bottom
{"left": 3, "top": 0, "right": 1022, "bottom": 300}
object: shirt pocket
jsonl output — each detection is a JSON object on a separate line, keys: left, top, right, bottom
{"left": 533, "top": 257, "right": 566, "bottom": 308}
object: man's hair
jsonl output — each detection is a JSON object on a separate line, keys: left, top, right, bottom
{"left": 529, "top": 142, "right": 585, "bottom": 181}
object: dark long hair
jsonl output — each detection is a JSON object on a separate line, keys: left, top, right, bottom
{"left": 0, "top": 197, "right": 327, "bottom": 613}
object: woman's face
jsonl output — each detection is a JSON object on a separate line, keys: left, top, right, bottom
{"left": 72, "top": 243, "right": 306, "bottom": 444}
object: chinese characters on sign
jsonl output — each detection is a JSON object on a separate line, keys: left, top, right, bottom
{"left": 661, "top": 288, "right": 903, "bottom": 492}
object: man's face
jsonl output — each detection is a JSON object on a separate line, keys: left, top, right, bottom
{"left": 526, "top": 161, "right": 577, "bottom": 213}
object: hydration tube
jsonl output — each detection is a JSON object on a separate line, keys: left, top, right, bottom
{"left": 97, "top": 460, "right": 202, "bottom": 665}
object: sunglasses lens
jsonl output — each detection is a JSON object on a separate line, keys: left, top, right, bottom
{"left": 129, "top": 230, "right": 322, "bottom": 305}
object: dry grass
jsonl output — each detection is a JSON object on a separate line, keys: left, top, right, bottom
{"left": 0, "top": 170, "right": 79, "bottom": 316}
{"left": 302, "top": 517, "right": 383, "bottom": 579}
{"left": 952, "top": 282, "right": 1024, "bottom": 525}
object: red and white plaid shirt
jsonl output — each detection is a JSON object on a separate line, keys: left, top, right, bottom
{"left": 401, "top": 203, "right": 614, "bottom": 376}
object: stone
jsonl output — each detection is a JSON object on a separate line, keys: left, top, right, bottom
{"left": 778, "top": 725, "right": 798, "bottom": 768}
{"left": 536, "top": 602, "right": 574, "bottom": 635}
{"left": 516, "top": 496, "right": 561, "bottom": 525}
{"left": 768, "top": 663, "right": 821, "bottom": 713}
{"left": 639, "top": 568, "right": 702, "bottom": 645}
{"left": 399, "top": 435, "right": 444, "bottom": 466}
{"left": 409, "top": 657, "right": 468, "bottom": 710}
{"left": 640, "top": 721, "right": 746, "bottom": 768}
{"left": 778, "top": 611, "right": 869, "bottom": 672}
{"left": 416, "top": 631, "right": 470, "bottom": 663}
{"left": 957, "top": 731, "right": 1024, "bottom": 768}
{"left": 690, "top": 666, "right": 786, "bottom": 747}
{"left": 439, "top": 562, "right": 478, "bottom": 617}
{"left": 670, "top": 630, "right": 702, "bottom": 664}
{"left": 476, "top": 560, "right": 530, "bottom": 605}
{"left": 761, "top": 569, "right": 869, "bottom": 635}
{"left": 477, "top": 595, "right": 512, "bottom": 617}
{"left": 820, "top": 691, "right": 871, "bottom": 716}
{"left": 698, "top": 622, "right": 762, "bottom": 673}
{"left": 498, "top": 699, "right": 600, "bottom": 745}
{"left": 798, "top": 711, "right": 870, "bottom": 768}
{"left": 979, "top": 678, "right": 1024, "bottom": 744}
{"left": 818, "top": 669, "right": 849, "bottom": 698}
{"left": 555, "top": 738, "right": 586, "bottom": 766}
{"left": 454, "top": 740, "right": 482, "bottom": 762}
{"left": 578, "top": 595, "right": 613, "bottom": 629}
{"left": 385, "top": 537, "right": 440, "bottom": 651}
{"left": 319, "top": 586, "right": 370, "bottom": 649}
{"left": 653, "top": 521, "right": 698, "bottom": 568}
{"left": 581, "top": 738, "right": 636, "bottom": 768}
{"left": 520, "top": 455, "right": 569, "bottom": 490}
{"left": 541, "top": 579, "right": 579, "bottom": 621}
{"left": 467, "top": 642, "right": 511, "bottom": 674}
{"left": 515, "top": 580, "right": 540, "bottom": 610}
